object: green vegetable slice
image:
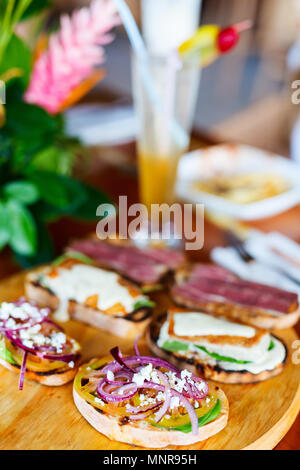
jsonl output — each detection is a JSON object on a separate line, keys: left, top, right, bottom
{"left": 153, "top": 399, "right": 221, "bottom": 433}
{"left": 133, "top": 299, "right": 156, "bottom": 310}
{"left": 52, "top": 251, "right": 95, "bottom": 266}
{"left": 162, "top": 340, "right": 251, "bottom": 364}
{"left": 0, "top": 340, "right": 17, "bottom": 365}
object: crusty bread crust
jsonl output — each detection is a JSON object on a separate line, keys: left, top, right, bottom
{"left": 73, "top": 379, "right": 228, "bottom": 448}
{"left": 25, "top": 275, "right": 151, "bottom": 339}
{"left": 0, "top": 357, "right": 78, "bottom": 386}
{"left": 172, "top": 267, "right": 300, "bottom": 330}
{"left": 146, "top": 314, "right": 287, "bottom": 385}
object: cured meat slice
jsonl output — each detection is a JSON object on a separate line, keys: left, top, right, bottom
{"left": 68, "top": 239, "right": 185, "bottom": 286}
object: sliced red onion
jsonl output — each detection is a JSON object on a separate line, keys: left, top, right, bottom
{"left": 4, "top": 330, "right": 78, "bottom": 364}
{"left": 134, "top": 334, "right": 142, "bottom": 356}
{"left": 18, "top": 350, "right": 27, "bottom": 391}
{"left": 170, "top": 389, "right": 199, "bottom": 436}
{"left": 110, "top": 347, "right": 136, "bottom": 373}
{"left": 97, "top": 378, "right": 137, "bottom": 402}
{"left": 154, "top": 371, "right": 171, "bottom": 423}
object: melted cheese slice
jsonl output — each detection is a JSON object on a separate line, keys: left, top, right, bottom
{"left": 158, "top": 311, "right": 286, "bottom": 374}
{"left": 41, "top": 265, "right": 146, "bottom": 321}
{"left": 173, "top": 312, "right": 256, "bottom": 338}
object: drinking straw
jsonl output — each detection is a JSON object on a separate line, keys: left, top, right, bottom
{"left": 113, "top": 0, "right": 189, "bottom": 149}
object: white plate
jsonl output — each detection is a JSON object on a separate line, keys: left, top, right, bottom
{"left": 176, "top": 144, "right": 300, "bottom": 220}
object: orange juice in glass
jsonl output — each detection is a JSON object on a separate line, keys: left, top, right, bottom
{"left": 132, "top": 53, "right": 200, "bottom": 212}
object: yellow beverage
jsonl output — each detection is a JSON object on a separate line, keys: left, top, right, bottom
{"left": 138, "top": 148, "right": 181, "bottom": 210}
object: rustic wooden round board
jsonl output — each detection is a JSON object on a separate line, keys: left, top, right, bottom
{"left": 0, "top": 271, "right": 299, "bottom": 450}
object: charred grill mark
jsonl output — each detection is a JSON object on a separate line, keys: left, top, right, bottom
{"left": 120, "top": 307, "right": 152, "bottom": 323}
{"left": 119, "top": 416, "right": 130, "bottom": 426}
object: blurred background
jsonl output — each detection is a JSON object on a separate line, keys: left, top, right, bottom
{"left": 49, "top": 0, "right": 300, "bottom": 157}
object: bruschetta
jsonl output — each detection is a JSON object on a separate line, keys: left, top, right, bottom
{"left": 0, "top": 298, "right": 81, "bottom": 389}
{"left": 67, "top": 237, "right": 185, "bottom": 292}
{"left": 171, "top": 264, "right": 299, "bottom": 330}
{"left": 73, "top": 342, "right": 228, "bottom": 448}
{"left": 147, "top": 308, "right": 287, "bottom": 384}
{"left": 25, "top": 254, "right": 155, "bottom": 338}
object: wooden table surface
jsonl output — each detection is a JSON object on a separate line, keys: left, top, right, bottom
{"left": 0, "top": 133, "right": 299, "bottom": 450}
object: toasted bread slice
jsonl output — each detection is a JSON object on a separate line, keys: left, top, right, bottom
{"left": 73, "top": 362, "right": 228, "bottom": 448}
{"left": 172, "top": 265, "right": 300, "bottom": 330}
{"left": 147, "top": 313, "right": 287, "bottom": 384}
{"left": 25, "top": 272, "right": 151, "bottom": 339}
{"left": 0, "top": 356, "right": 78, "bottom": 386}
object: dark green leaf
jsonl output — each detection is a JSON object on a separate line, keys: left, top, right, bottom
{"left": 0, "top": 34, "right": 31, "bottom": 88}
{"left": 71, "top": 182, "right": 113, "bottom": 220}
{"left": 4, "top": 180, "right": 39, "bottom": 205}
{"left": 268, "top": 339, "right": 275, "bottom": 351}
{"left": 5, "top": 102, "right": 58, "bottom": 139}
{"left": 19, "top": 0, "right": 51, "bottom": 19}
{"left": 6, "top": 199, "right": 37, "bottom": 256}
{"left": 195, "top": 345, "right": 252, "bottom": 364}
{"left": 13, "top": 216, "right": 54, "bottom": 268}
{"left": 27, "top": 170, "right": 87, "bottom": 211}
{"left": 0, "top": 201, "right": 9, "bottom": 250}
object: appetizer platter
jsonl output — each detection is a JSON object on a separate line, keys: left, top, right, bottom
{"left": 0, "top": 237, "right": 299, "bottom": 450}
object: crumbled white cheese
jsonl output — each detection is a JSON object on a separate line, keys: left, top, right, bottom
{"left": 169, "top": 396, "right": 180, "bottom": 410}
{"left": 0, "top": 301, "right": 46, "bottom": 324}
{"left": 19, "top": 325, "right": 67, "bottom": 353}
{"left": 132, "top": 364, "right": 153, "bottom": 386}
{"left": 106, "top": 370, "right": 114, "bottom": 381}
{"left": 68, "top": 361, "right": 75, "bottom": 368}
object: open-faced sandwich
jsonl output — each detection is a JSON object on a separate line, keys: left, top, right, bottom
{"left": 25, "top": 253, "right": 155, "bottom": 338}
{"left": 73, "top": 341, "right": 228, "bottom": 448}
{"left": 0, "top": 298, "right": 81, "bottom": 389}
{"left": 67, "top": 237, "right": 185, "bottom": 292}
{"left": 147, "top": 308, "right": 287, "bottom": 384}
{"left": 171, "top": 264, "right": 299, "bottom": 329}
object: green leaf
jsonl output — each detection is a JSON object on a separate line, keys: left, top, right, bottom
{"left": 0, "top": 340, "right": 16, "bottom": 365}
{"left": 162, "top": 340, "right": 189, "bottom": 352}
{"left": 162, "top": 340, "right": 251, "bottom": 364}
{"left": 4, "top": 180, "right": 39, "bottom": 205}
{"left": 52, "top": 251, "right": 94, "bottom": 266}
{"left": 19, "top": 0, "right": 50, "bottom": 19}
{"left": 0, "top": 34, "right": 31, "bottom": 88}
{"left": 268, "top": 339, "right": 275, "bottom": 351}
{"left": 30, "top": 146, "right": 75, "bottom": 175}
{"left": 153, "top": 400, "right": 221, "bottom": 434}
{"left": 195, "top": 345, "right": 252, "bottom": 365}
{"left": 5, "top": 102, "right": 58, "bottom": 139}
{"left": 134, "top": 299, "right": 156, "bottom": 310}
{"left": 174, "top": 400, "right": 221, "bottom": 434}
{"left": 0, "top": 201, "right": 9, "bottom": 250}
{"left": 6, "top": 199, "right": 37, "bottom": 256}
{"left": 71, "top": 182, "right": 113, "bottom": 220}
{"left": 13, "top": 216, "right": 54, "bottom": 268}
{"left": 27, "top": 170, "right": 87, "bottom": 211}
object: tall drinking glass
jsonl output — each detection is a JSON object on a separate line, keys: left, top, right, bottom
{"left": 132, "top": 53, "right": 200, "bottom": 212}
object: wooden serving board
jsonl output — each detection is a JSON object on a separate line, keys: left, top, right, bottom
{"left": 0, "top": 271, "right": 299, "bottom": 450}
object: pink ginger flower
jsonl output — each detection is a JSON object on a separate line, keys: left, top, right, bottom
{"left": 24, "top": 0, "right": 120, "bottom": 114}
